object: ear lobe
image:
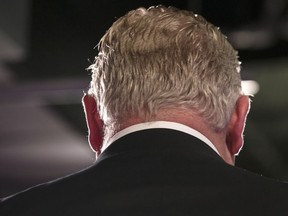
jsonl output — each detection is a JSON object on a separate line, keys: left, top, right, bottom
{"left": 226, "top": 96, "right": 250, "bottom": 155}
{"left": 82, "top": 94, "right": 104, "bottom": 155}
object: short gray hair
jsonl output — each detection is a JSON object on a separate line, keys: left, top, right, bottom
{"left": 88, "top": 6, "right": 242, "bottom": 131}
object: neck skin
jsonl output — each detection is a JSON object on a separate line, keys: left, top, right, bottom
{"left": 83, "top": 94, "right": 249, "bottom": 164}
{"left": 108, "top": 107, "right": 234, "bottom": 165}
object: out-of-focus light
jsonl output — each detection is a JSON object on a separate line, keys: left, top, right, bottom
{"left": 241, "top": 80, "right": 260, "bottom": 96}
{"left": 228, "top": 29, "right": 275, "bottom": 50}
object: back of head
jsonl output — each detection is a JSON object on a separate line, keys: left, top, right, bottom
{"left": 89, "top": 6, "right": 242, "bottom": 132}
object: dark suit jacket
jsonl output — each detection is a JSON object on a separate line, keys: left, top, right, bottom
{"left": 1, "top": 129, "right": 288, "bottom": 215}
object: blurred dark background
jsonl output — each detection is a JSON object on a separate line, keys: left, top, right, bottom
{"left": 1, "top": 0, "right": 288, "bottom": 198}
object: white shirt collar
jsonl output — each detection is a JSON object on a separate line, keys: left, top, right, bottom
{"left": 102, "top": 121, "right": 220, "bottom": 156}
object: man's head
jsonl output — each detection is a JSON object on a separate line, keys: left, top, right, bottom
{"left": 83, "top": 6, "right": 250, "bottom": 162}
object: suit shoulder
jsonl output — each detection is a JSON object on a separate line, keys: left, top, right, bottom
{"left": 0, "top": 164, "right": 101, "bottom": 215}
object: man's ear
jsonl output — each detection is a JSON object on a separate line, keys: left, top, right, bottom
{"left": 226, "top": 95, "right": 250, "bottom": 155}
{"left": 82, "top": 94, "right": 104, "bottom": 155}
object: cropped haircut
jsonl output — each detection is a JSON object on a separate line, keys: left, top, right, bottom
{"left": 88, "top": 6, "right": 242, "bottom": 131}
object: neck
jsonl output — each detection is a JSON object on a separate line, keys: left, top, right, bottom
{"left": 106, "top": 108, "right": 235, "bottom": 165}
